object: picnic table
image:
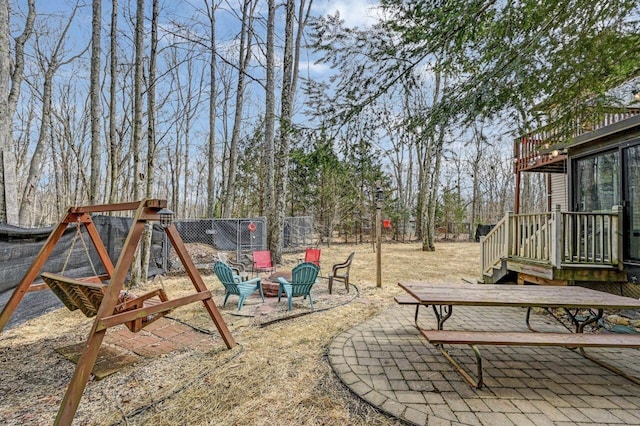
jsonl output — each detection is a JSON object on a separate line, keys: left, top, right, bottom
{"left": 397, "top": 282, "right": 640, "bottom": 389}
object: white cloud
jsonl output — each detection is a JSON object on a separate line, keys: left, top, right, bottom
{"left": 304, "top": 60, "right": 331, "bottom": 76}
{"left": 314, "top": 0, "right": 382, "bottom": 29}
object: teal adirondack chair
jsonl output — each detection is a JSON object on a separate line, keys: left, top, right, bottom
{"left": 213, "top": 261, "right": 264, "bottom": 310}
{"left": 277, "top": 262, "right": 320, "bottom": 311}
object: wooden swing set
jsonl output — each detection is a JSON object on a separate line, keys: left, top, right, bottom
{"left": 0, "top": 199, "right": 236, "bottom": 425}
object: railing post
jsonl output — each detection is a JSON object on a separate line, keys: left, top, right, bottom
{"left": 550, "top": 204, "right": 562, "bottom": 267}
{"left": 480, "top": 236, "right": 486, "bottom": 273}
{"left": 506, "top": 211, "right": 513, "bottom": 257}
{"left": 612, "top": 205, "right": 623, "bottom": 269}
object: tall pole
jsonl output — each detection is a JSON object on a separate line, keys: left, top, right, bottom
{"left": 376, "top": 186, "right": 383, "bottom": 288}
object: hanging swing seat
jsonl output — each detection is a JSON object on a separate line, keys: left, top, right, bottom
{"left": 41, "top": 272, "right": 171, "bottom": 332}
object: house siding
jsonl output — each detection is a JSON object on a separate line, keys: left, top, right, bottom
{"left": 550, "top": 173, "right": 568, "bottom": 211}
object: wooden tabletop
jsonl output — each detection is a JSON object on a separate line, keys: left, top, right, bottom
{"left": 398, "top": 282, "right": 640, "bottom": 310}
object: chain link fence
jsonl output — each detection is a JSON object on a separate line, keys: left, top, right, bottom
{"left": 282, "top": 216, "right": 314, "bottom": 250}
{"left": 167, "top": 216, "right": 314, "bottom": 270}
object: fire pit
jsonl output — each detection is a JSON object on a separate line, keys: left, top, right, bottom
{"left": 261, "top": 271, "right": 292, "bottom": 297}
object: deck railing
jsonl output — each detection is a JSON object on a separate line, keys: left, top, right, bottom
{"left": 481, "top": 206, "right": 622, "bottom": 277}
{"left": 561, "top": 207, "right": 622, "bottom": 266}
{"left": 480, "top": 214, "right": 509, "bottom": 275}
{"left": 514, "top": 110, "right": 640, "bottom": 173}
{"left": 512, "top": 212, "right": 554, "bottom": 262}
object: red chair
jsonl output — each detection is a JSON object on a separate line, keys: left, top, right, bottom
{"left": 252, "top": 250, "right": 275, "bottom": 276}
{"left": 303, "top": 248, "right": 321, "bottom": 267}
{"left": 299, "top": 248, "right": 321, "bottom": 275}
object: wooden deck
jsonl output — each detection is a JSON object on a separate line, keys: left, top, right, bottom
{"left": 514, "top": 110, "right": 640, "bottom": 174}
{"left": 480, "top": 206, "right": 625, "bottom": 285}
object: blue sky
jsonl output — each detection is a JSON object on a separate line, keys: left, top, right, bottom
{"left": 12, "top": 0, "right": 383, "bottom": 80}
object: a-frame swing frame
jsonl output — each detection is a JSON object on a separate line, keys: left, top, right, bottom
{"left": 0, "top": 199, "right": 236, "bottom": 425}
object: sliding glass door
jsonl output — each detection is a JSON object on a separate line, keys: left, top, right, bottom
{"left": 575, "top": 150, "right": 620, "bottom": 212}
{"left": 624, "top": 144, "right": 640, "bottom": 262}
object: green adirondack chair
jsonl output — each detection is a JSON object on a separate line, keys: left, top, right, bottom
{"left": 277, "top": 262, "right": 319, "bottom": 311}
{"left": 213, "top": 261, "right": 264, "bottom": 310}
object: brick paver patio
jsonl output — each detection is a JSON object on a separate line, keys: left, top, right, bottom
{"left": 329, "top": 304, "right": 640, "bottom": 425}
{"left": 57, "top": 317, "right": 219, "bottom": 378}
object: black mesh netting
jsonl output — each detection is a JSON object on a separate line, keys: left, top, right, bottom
{"left": 0, "top": 215, "right": 165, "bottom": 294}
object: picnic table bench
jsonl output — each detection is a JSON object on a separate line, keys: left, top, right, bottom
{"left": 398, "top": 282, "right": 640, "bottom": 389}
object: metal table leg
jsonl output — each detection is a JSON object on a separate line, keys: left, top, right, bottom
{"left": 432, "top": 304, "right": 453, "bottom": 330}
{"left": 437, "top": 343, "right": 484, "bottom": 389}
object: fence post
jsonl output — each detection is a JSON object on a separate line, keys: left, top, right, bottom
{"left": 612, "top": 205, "right": 623, "bottom": 269}
{"left": 550, "top": 204, "right": 562, "bottom": 267}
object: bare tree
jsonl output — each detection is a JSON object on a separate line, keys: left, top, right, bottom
{"left": 264, "top": 0, "right": 275, "bottom": 231}
{"left": 141, "top": 0, "right": 159, "bottom": 281}
{"left": 89, "top": 0, "right": 102, "bottom": 204}
{"left": 477, "top": 143, "right": 513, "bottom": 223}
{"left": 19, "top": 3, "right": 88, "bottom": 226}
{"left": 107, "top": 0, "right": 118, "bottom": 203}
{"left": 0, "top": 0, "right": 35, "bottom": 225}
{"left": 417, "top": 67, "right": 448, "bottom": 251}
{"left": 180, "top": 59, "right": 204, "bottom": 218}
{"left": 49, "top": 79, "right": 91, "bottom": 214}
{"left": 205, "top": 0, "right": 220, "bottom": 217}
{"left": 145, "top": 0, "right": 159, "bottom": 199}
{"left": 0, "top": 1, "right": 12, "bottom": 224}
{"left": 222, "top": 0, "right": 256, "bottom": 217}
{"left": 130, "top": 0, "right": 145, "bottom": 285}
{"left": 468, "top": 123, "right": 486, "bottom": 230}
{"left": 132, "top": 0, "right": 144, "bottom": 202}
{"left": 270, "top": 0, "right": 313, "bottom": 262}
{"left": 378, "top": 89, "right": 413, "bottom": 240}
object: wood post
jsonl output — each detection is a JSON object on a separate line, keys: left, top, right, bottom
{"left": 376, "top": 205, "right": 382, "bottom": 288}
{"left": 550, "top": 205, "right": 562, "bottom": 268}
{"left": 506, "top": 211, "right": 513, "bottom": 258}
{"left": 514, "top": 171, "right": 521, "bottom": 214}
{"left": 56, "top": 204, "right": 152, "bottom": 425}
{"left": 480, "top": 236, "right": 486, "bottom": 274}
{"left": 165, "top": 224, "right": 236, "bottom": 348}
{"left": 612, "top": 205, "right": 623, "bottom": 270}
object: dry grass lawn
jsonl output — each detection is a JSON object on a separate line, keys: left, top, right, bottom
{"left": 0, "top": 241, "right": 479, "bottom": 425}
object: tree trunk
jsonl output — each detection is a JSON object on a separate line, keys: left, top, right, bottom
{"left": 264, "top": 0, "right": 276, "bottom": 244}
{"left": 270, "top": 0, "right": 312, "bottom": 262}
{"left": 421, "top": 67, "right": 446, "bottom": 252}
{"left": 0, "top": 0, "right": 11, "bottom": 224}
{"left": 0, "top": 0, "right": 34, "bottom": 225}
{"left": 222, "top": 0, "right": 255, "bottom": 217}
{"left": 19, "top": 69, "right": 55, "bottom": 226}
{"left": 130, "top": 0, "right": 145, "bottom": 285}
{"left": 271, "top": 0, "right": 295, "bottom": 263}
{"left": 132, "top": 0, "right": 144, "bottom": 202}
{"left": 108, "top": 0, "right": 118, "bottom": 204}
{"left": 469, "top": 124, "right": 483, "bottom": 230}
{"left": 19, "top": 4, "right": 83, "bottom": 226}
{"left": 424, "top": 124, "right": 445, "bottom": 250}
{"left": 206, "top": 1, "right": 218, "bottom": 218}
{"left": 141, "top": 0, "right": 159, "bottom": 282}
{"left": 89, "top": 0, "right": 102, "bottom": 204}
{"left": 415, "top": 133, "right": 426, "bottom": 240}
